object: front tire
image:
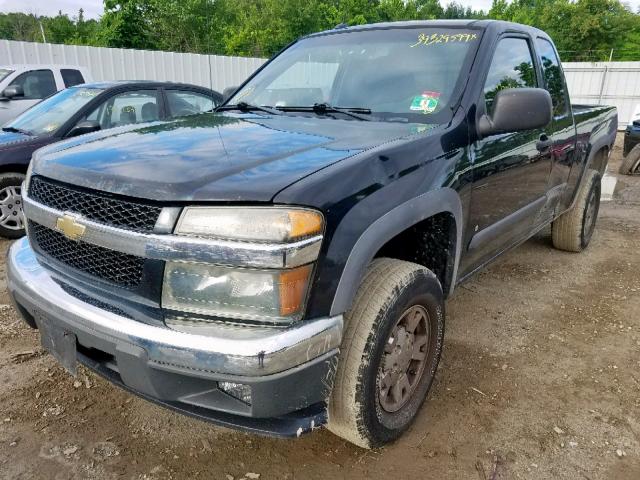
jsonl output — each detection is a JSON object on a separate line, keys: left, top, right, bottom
{"left": 327, "top": 258, "right": 444, "bottom": 448}
{"left": 0, "top": 172, "right": 26, "bottom": 239}
{"left": 551, "top": 169, "right": 601, "bottom": 252}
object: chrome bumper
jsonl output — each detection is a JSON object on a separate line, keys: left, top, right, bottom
{"left": 6, "top": 237, "right": 343, "bottom": 377}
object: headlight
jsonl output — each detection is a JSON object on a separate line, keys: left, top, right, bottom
{"left": 162, "top": 262, "right": 312, "bottom": 324}
{"left": 175, "top": 206, "right": 323, "bottom": 242}
{"left": 166, "top": 206, "right": 323, "bottom": 324}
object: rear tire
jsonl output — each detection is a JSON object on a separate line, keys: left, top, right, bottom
{"left": 551, "top": 169, "right": 601, "bottom": 252}
{"left": 327, "top": 258, "right": 444, "bottom": 448}
{"left": 619, "top": 145, "right": 640, "bottom": 175}
{"left": 0, "top": 172, "right": 26, "bottom": 239}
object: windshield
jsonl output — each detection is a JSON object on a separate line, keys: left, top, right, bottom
{"left": 0, "top": 68, "right": 13, "bottom": 83}
{"left": 229, "top": 27, "right": 480, "bottom": 123}
{"left": 6, "top": 87, "right": 103, "bottom": 135}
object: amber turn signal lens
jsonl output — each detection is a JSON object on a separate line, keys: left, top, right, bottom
{"left": 288, "top": 211, "right": 323, "bottom": 240}
{"left": 279, "top": 264, "right": 313, "bottom": 316}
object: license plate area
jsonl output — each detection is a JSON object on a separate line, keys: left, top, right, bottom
{"left": 33, "top": 308, "right": 77, "bottom": 376}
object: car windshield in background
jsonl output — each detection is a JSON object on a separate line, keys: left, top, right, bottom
{"left": 6, "top": 87, "right": 103, "bottom": 136}
{"left": 0, "top": 68, "right": 14, "bottom": 83}
{"left": 229, "top": 27, "right": 480, "bottom": 123}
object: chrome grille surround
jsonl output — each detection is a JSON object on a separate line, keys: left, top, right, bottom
{"left": 22, "top": 190, "right": 323, "bottom": 269}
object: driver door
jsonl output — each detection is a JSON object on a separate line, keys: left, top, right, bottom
{"left": 462, "top": 35, "right": 552, "bottom": 275}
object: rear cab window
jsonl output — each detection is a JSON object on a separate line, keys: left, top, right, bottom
{"left": 61, "top": 69, "right": 85, "bottom": 88}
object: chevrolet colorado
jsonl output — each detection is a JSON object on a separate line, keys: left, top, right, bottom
{"left": 7, "top": 20, "right": 617, "bottom": 448}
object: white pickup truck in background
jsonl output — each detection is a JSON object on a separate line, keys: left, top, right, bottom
{"left": 0, "top": 65, "right": 92, "bottom": 124}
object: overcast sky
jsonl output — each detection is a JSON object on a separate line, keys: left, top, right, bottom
{"left": 0, "top": 0, "right": 637, "bottom": 19}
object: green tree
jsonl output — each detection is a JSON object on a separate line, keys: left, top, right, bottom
{"left": 98, "top": 0, "right": 155, "bottom": 49}
{"left": 73, "top": 9, "right": 102, "bottom": 46}
{"left": 43, "top": 11, "right": 76, "bottom": 44}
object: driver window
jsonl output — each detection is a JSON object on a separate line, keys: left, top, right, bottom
{"left": 484, "top": 37, "right": 537, "bottom": 111}
{"left": 84, "top": 90, "right": 159, "bottom": 129}
{"left": 10, "top": 69, "right": 56, "bottom": 100}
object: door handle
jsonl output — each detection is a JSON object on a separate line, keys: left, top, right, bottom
{"left": 536, "top": 134, "right": 552, "bottom": 152}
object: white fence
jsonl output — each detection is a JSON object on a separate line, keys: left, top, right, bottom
{"left": 1, "top": 40, "right": 639, "bottom": 128}
{"left": 562, "top": 61, "right": 640, "bottom": 128}
{"left": 0, "top": 40, "right": 266, "bottom": 93}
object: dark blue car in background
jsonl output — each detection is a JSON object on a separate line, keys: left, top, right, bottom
{"left": 0, "top": 81, "right": 221, "bottom": 238}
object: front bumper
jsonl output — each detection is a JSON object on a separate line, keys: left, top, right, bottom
{"left": 7, "top": 237, "right": 343, "bottom": 436}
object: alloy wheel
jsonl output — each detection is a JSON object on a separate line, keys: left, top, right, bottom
{"left": 378, "top": 305, "right": 431, "bottom": 413}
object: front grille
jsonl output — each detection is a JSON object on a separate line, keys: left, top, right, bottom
{"left": 30, "top": 222, "right": 145, "bottom": 288}
{"left": 29, "top": 176, "right": 162, "bottom": 232}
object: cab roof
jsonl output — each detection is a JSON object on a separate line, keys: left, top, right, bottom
{"left": 307, "top": 19, "right": 550, "bottom": 41}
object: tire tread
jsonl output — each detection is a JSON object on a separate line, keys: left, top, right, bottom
{"left": 551, "top": 169, "right": 599, "bottom": 252}
{"left": 327, "top": 258, "right": 435, "bottom": 448}
{"left": 620, "top": 145, "right": 640, "bottom": 175}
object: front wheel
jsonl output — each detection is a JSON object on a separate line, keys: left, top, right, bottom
{"left": 0, "top": 172, "right": 26, "bottom": 239}
{"left": 327, "top": 258, "right": 445, "bottom": 448}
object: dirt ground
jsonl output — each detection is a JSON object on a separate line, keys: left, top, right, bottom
{"left": 1, "top": 134, "right": 639, "bottom": 480}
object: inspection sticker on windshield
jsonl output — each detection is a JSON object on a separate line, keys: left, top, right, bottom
{"left": 411, "top": 32, "right": 478, "bottom": 48}
{"left": 410, "top": 91, "right": 440, "bottom": 114}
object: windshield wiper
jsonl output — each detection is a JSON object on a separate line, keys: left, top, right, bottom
{"left": 277, "top": 103, "right": 371, "bottom": 121}
{"left": 2, "top": 126, "right": 33, "bottom": 136}
{"left": 216, "top": 101, "right": 281, "bottom": 115}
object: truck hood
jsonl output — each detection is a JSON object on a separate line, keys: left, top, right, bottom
{"left": 32, "top": 112, "right": 433, "bottom": 202}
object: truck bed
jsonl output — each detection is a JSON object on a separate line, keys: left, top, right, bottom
{"left": 572, "top": 103, "right": 618, "bottom": 129}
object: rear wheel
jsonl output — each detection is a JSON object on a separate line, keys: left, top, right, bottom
{"left": 551, "top": 169, "right": 601, "bottom": 252}
{"left": 620, "top": 145, "right": 640, "bottom": 175}
{"left": 327, "top": 258, "right": 444, "bottom": 448}
{"left": 0, "top": 172, "right": 26, "bottom": 239}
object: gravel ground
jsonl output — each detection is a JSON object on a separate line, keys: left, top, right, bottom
{"left": 1, "top": 134, "right": 639, "bottom": 480}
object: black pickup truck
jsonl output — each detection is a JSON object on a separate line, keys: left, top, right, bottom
{"left": 7, "top": 20, "right": 617, "bottom": 448}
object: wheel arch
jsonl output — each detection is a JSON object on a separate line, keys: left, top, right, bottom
{"left": 329, "top": 188, "right": 463, "bottom": 317}
{"left": 588, "top": 145, "right": 609, "bottom": 176}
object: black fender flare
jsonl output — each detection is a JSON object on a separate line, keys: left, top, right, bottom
{"left": 568, "top": 127, "right": 615, "bottom": 211}
{"left": 329, "top": 187, "right": 463, "bottom": 316}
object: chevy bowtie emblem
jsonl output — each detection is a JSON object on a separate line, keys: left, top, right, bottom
{"left": 56, "top": 214, "right": 86, "bottom": 241}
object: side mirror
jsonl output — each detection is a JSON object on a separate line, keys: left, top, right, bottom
{"left": 478, "top": 88, "right": 552, "bottom": 138}
{"left": 67, "top": 120, "right": 101, "bottom": 138}
{"left": 632, "top": 120, "right": 640, "bottom": 128}
{"left": 222, "top": 86, "right": 238, "bottom": 103}
{"left": 2, "top": 85, "right": 24, "bottom": 99}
